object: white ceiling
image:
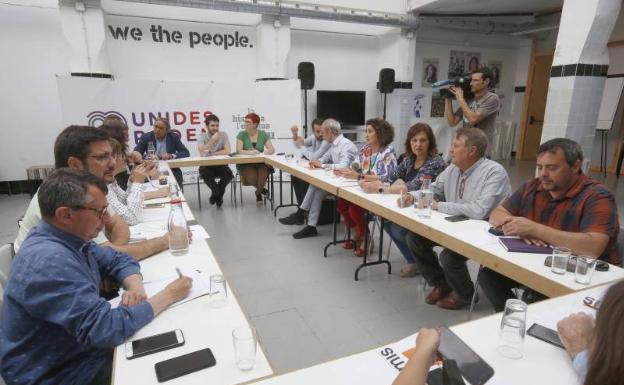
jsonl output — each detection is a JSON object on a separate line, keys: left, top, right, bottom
{"left": 409, "top": 0, "right": 563, "bottom": 15}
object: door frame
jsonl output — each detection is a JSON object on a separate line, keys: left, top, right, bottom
{"left": 517, "top": 42, "right": 555, "bottom": 160}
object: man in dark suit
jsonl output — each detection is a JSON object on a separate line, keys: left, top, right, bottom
{"left": 133, "top": 117, "right": 189, "bottom": 188}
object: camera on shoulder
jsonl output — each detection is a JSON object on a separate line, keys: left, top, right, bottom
{"left": 435, "top": 72, "right": 474, "bottom": 100}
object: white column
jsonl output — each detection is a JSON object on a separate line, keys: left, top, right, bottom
{"left": 540, "top": 0, "right": 620, "bottom": 164}
{"left": 59, "top": 3, "right": 110, "bottom": 74}
{"left": 255, "top": 15, "right": 291, "bottom": 79}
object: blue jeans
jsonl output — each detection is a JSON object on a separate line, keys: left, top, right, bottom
{"left": 384, "top": 222, "right": 417, "bottom": 264}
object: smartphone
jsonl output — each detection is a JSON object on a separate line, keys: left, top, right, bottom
{"left": 488, "top": 227, "right": 504, "bottom": 236}
{"left": 125, "top": 330, "right": 184, "bottom": 360}
{"left": 275, "top": 152, "right": 285, "bottom": 156}
{"left": 445, "top": 214, "right": 470, "bottom": 222}
{"left": 438, "top": 327, "right": 494, "bottom": 385}
{"left": 527, "top": 323, "right": 565, "bottom": 349}
{"left": 155, "top": 348, "right": 216, "bottom": 382}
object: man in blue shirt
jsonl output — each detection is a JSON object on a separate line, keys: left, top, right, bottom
{"left": 1, "top": 169, "right": 192, "bottom": 385}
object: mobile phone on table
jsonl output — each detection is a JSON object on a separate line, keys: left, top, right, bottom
{"left": 527, "top": 323, "right": 565, "bottom": 349}
{"left": 445, "top": 214, "right": 470, "bottom": 222}
{"left": 438, "top": 327, "right": 494, "bottom": 385}
{"left": 155, "top": 348, "right": 216, "bottom": 382}
{"left": 125, "top": 330, "right": 184, "bottom": 359}
{"left": 488, "top": 227, "right": 504, "bottom": 236}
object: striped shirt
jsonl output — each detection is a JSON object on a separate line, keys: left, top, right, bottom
{"left": 502, "top": 174, "right": 620, "bottom": 265}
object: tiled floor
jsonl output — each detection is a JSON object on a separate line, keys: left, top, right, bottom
{"left": 1, "top": 159, "right": 624, "bottom": 374}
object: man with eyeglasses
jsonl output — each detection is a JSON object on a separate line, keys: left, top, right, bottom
{"left": 14, "top": 126, "right": 172, "bottom": 261}
{"left": 1, "top": 168, "right": 193, "bottom": 385}
{"left": 400, "top": 128, "right": 511, "bottom": 310}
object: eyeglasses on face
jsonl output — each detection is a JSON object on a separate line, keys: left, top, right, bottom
{"left": 88, "top": 152, "right": 115, "bottom": 163}
{"left": 71, "top": 205, "right": 109, "bottom": 219}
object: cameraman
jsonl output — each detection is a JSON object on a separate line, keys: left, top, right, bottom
{"left": 445, "top": 67, "right": 499, "bottom": 157}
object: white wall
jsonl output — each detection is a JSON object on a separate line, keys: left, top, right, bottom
{"left": 0, "top": 3, "right": 70, "bottom": 181}
{"left": 104, "top": 14, "right": 258, "bottom": 83}
{"left": 287, "top": 29, "right": 384, "bottom": 127}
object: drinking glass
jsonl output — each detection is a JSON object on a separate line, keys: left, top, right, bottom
{"left": 233, "top": 326, "right": 257, "bottom": 371}
{"left": 414, "top": 190, "right": 433, "bottom": 218}
{"left": 496, "top": 299, "right": 527, "bottom": 359}
{"left": 551, "top": 246, "right": 571, "bottom": 275}
{"left": 209, "top": 274, "right": 228, "bottom": 308}
{"left": 574, "top": 256, "right": 597, "bottom": 285}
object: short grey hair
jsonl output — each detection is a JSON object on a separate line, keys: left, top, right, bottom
{"left": 456, "top": 127, "right": 488, "bottom": 158}
{"left": 538, "top": 138, "right": 583, "bottom": 167}
{"left": 323, "top": 118, "right": 341, "bottom": 136}
{"left": 38, "top": 168, "right": 108, "bottom": 219}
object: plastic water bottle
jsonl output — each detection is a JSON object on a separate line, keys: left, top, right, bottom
{"left": 147, "top": 142, "right": 156, "bottom": 158}
{"left": 168, "top": 200, "right": 189, "bottom": 255}
{"left": 415, "top": 176, "right": 433, "bottom": 218}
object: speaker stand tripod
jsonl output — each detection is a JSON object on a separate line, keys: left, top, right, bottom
{"left": 382, "top": 92, "right": 388, "bottom": 120}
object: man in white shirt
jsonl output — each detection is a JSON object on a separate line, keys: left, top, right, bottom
{"left": 280, "top": 119, "right": 357, "bottom": 239}
{"left": 282, "top": 118, "right": 331, "bottom": 222}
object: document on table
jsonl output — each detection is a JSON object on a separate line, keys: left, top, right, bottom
{"left": 129, "top": 224, "right": 210, "bottom": 242}
{"left": 109, "top": 268, "right": 211, "bottom": 309}
{"left": 143, "top": 197, "right": 172, "bottom": 205}
{"left": 129, "top": 222, "right": 167, "bottom": 241}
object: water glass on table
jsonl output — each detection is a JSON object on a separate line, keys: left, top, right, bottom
{"left": 574, "top": 256, "right": 597, "bottom": 285}
{"left": 232, "top": 326, "right": 257, "bottom": 371}
{"left": 323, "top": 163, "right": 334, "bottom": 176}
{"left": 209, "top": 274, "right": 228, "bottom": 308}
{"left": 551, "top": 246, "right": 571, "bottom": 275}
{"left": 496, "top": 299, "right": 527, "bottom": 359}
{"left": 414, "top": 189, "right": 433, "bottom": 218}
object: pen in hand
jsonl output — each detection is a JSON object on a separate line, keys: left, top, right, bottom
{"left": 176, "top": 267, "right": 182, "bottom": 279}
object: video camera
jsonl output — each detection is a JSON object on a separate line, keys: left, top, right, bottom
{"left": 433, "top": 72, "right": 474, "bottom": 100}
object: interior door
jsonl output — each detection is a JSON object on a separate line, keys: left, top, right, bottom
{"left": 520, "top": 54, "right": 553, "bottom": 160}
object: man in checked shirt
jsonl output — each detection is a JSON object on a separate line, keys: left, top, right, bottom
{"left": 482, "top": 138, "right": 620, "bottom": 312}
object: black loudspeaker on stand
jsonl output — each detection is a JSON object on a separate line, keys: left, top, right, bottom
{"left": 298, "top": 62, "right": 315, "bottom": 137}
{"left": 378, "top": 68, "right": 395, "bottom": 120}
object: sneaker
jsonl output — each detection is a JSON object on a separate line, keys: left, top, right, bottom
{"left": 279, "top": 210, "right": 305, "bottom": 225}
{"left": 209, "top": 195, "right": 216, "bottom": 205}
{"left": 425, "top": 285, "right": 452, "bottom": 305}
{"left": 399, "top": 264, "right": 420, "bottom": 278}
{"left": 216, "top": 197, "right": 224, "bottom": 208}
{"left": 293, "top": 225, "right": 318, "bottom": 239}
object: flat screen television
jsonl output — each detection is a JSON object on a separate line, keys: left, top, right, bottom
{"left": 316, "top": 90, "right": 365, "bottom": 126}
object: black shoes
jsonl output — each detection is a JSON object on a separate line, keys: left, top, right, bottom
{"left": 278, "top": 209, "right": 306, "bottom": 226}
{"left": 215, "top": 196, "right": 224, "bottom": 208}
{"left": 209, "top": 195, "right": 216, "bottom": 205}
{"left": 255, "top": 193, "right": 263, "bottom": 203}
{"left": 293, "top": 225, "right": 318, "bottom": 239}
